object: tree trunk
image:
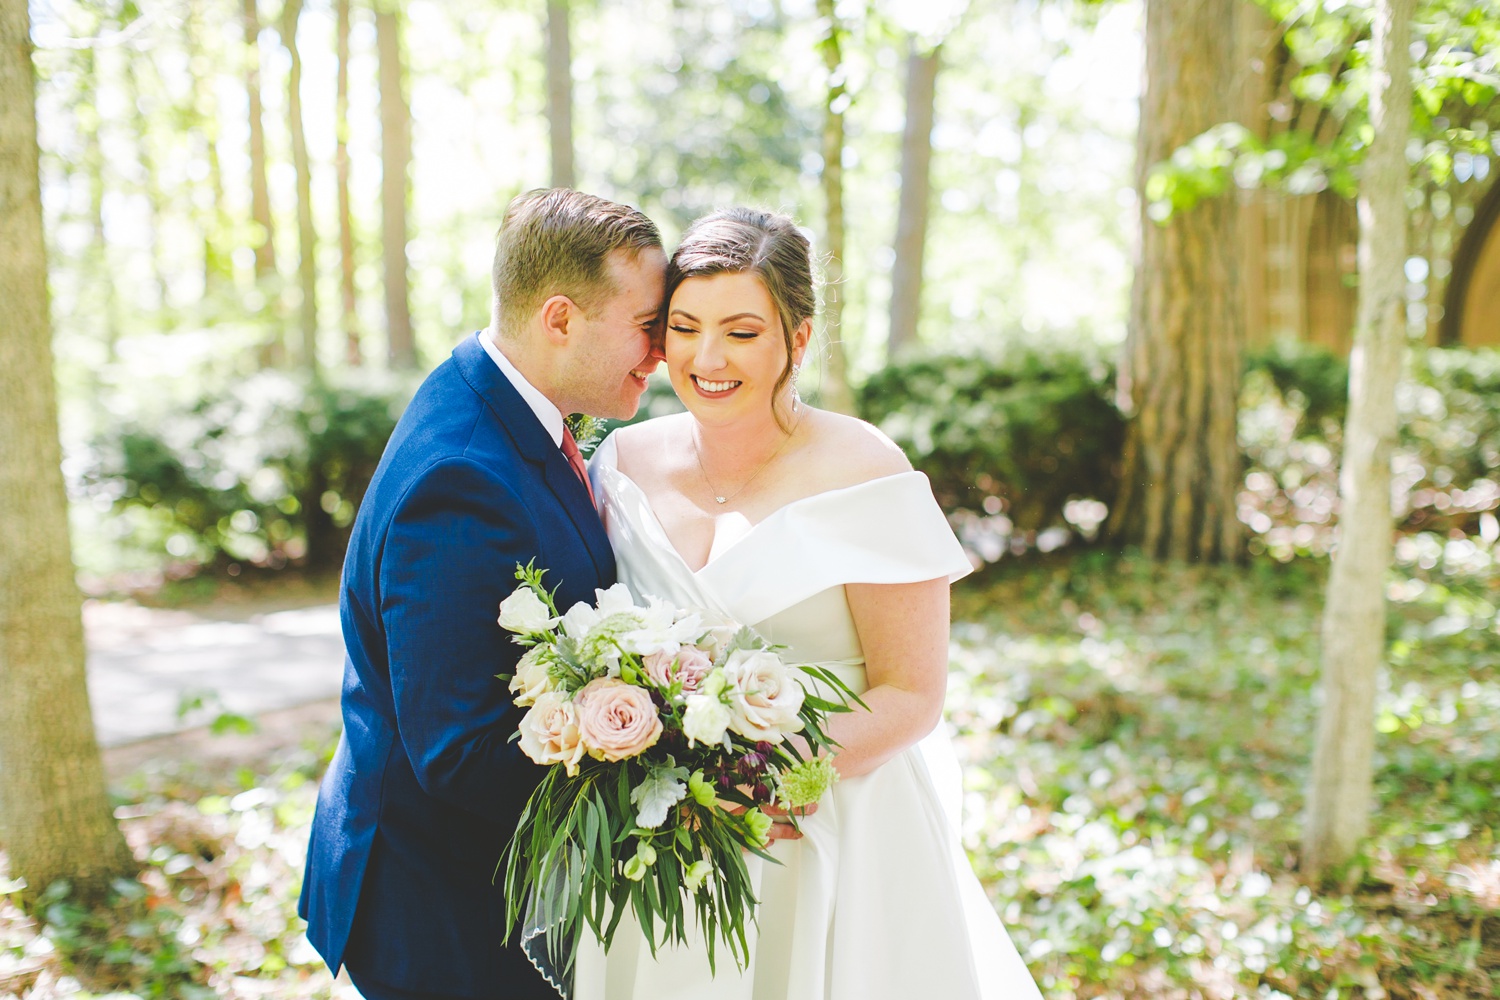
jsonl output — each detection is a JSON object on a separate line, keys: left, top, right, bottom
{"left": 377, "top": 0, "right": 415, "bottom": 370}
{"left": 887, "top": 38, "right": 940, "bottom": 359}
{"left": 1108, "top": 0, "right": 1245, "bottom": 563}
{"left": 337, "top": 0, "right": 360, "bottom": 366}
{"left": 815, "top": 0, "right": 857, "bottom": 416}
{"left": 0, "top": 0, "right": 134, "bottom": 900}
{"left": 283, "top": 0, "right": 319, "bottom": 378}
{"left": 120, "top": 51, "right": 167, "bottom": 312}
{"left": 186, "top": 0, "right": 230, "bottom": 293}
{"left": 80, "top": 37, "right": 119, "bottom": 363}
{"left": 243, "top": 0, "right": 276, "bottom": 281}
{"left": 1303, "top": 0, "right": 1413, "bottom": 877}
{"left": 545, "top": 0, "right": 575, "bottom": 189}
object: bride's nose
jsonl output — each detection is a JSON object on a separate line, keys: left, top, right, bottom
{"left": 694, "top": 336, "right": 728, "bottom": 372}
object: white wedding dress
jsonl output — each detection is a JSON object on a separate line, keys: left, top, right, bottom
{"left": 569, "top": 434, "right": 1042, "bottom": 1000}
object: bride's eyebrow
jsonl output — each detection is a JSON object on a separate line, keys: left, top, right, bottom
{"left": 668, "top": 309, "right": 700, "bottom": 322}
{"left": 718, "top": 312, "right": 765, "bottom": 325}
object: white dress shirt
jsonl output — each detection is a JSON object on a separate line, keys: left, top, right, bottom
{"left": 476, "top": 330, "right": 565, "bottom": 447}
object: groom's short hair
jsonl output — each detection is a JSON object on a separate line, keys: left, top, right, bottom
{"left": 492, "top": 189, "right": 662, "bottom": 338}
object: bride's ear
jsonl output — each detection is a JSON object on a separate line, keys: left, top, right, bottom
{"left": 792, "top": 318, "right": 813, "bottom": 367}
{"left": 539, "top": 294, "right": 577, "bottom": 345}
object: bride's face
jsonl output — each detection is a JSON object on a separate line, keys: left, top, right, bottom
{"left": 665, "top": 271, "right": 809, "bottom": 428}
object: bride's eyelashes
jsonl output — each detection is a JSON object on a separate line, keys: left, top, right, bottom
{"left": 668, "top": 324, "right": 699, "bottom": 335}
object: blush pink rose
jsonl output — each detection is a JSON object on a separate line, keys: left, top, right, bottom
{"left": 574, "top": 677, "right": 663, "bottom": 761}
{"left": 643, "top": 645, "right": 714, "bottom": 693}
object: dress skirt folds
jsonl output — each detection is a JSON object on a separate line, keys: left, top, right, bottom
{"left": 565, "top": 435, "right": 1043, "bottom": 1000}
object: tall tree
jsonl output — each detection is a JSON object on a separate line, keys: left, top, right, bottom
{"left": 336, "top": 0, "right": 360, "bottom": 365}
{"left": 1303, "top": 0, "right": 1413, "bottom": 876}
{"left": 1107, "top": 0, "right": 1245, "bottom": 563}
{"left": 0, "top": 0, "right": 134, "bottom": 900}
{"left": 78, "top": 29, "right": 119, "bottom": 362}
{"left": 377, "top": 0, "right": 415, "bottom": 370}
{"left": 815, "top": 0, "right": 857, "bottom": 415}
{"left": 545, "top": 0, "right": 575, "bottom": 189}
{"left": 242, "top": 0, "right": 276, "bottom": 280}
{"left": 186, "top": 0, "right": 231, "bottom": 293}
{"left": 119, "top": 18, "right": 168, "bottom": 312}
{"left": 887, "top": 37, "right": 941, "bottom": 359}
{"left": 282, "top": 0, "right": 319, "bottom": 377}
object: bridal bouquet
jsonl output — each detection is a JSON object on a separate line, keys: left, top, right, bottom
{"left": 496, "top": 562, "right": 862, "bottom": 977}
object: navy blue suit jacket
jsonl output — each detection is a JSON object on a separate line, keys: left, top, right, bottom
{"left": 299, "top": 334, "right": 613, "bottom": 998}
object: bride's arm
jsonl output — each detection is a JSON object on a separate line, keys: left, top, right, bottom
{"left": 814, "top": 576, "right": 952, "bottom": 779}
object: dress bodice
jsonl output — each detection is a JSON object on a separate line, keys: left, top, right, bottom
{"left": 588, "top": 433, "right": 972, "bottom": 685}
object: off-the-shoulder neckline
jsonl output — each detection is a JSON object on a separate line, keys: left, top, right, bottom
{"left": 592, "top": 434, "right": 925, "bottom": 574}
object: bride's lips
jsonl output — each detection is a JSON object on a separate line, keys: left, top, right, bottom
{"left": 690, "top": 374, "right": 742, "bottom": 399}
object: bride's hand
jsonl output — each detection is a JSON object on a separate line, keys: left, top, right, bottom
{"left": 717, "top": 798, "right": 818, "bottom": 842}
{"left": 762, "top": 802, "right": 816, "bottom": 842}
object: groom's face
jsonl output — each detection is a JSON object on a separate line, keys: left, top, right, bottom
{"left": 564, "top": 248, "right": 667, "bottom": 420}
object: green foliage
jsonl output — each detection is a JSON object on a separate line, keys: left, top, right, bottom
{"left": 857, "top": 346, "right": 1123, "bottom": 541}
{"left": 1146, "top": 0, "right": 1500, "bottom": 220}
{"left": 950, "top": 550, "right": 1500, "bottom": 999}
{"left": 79, "top": 371, "right": 413, "bottom": 577}
{"left": 1241, "top": 343, "right": 1500, "bottom": 558}
{"left": 29, "top": 878, "right": 214, "bottom": 998}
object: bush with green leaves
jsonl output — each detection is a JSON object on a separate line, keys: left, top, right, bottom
{"left": 79, "top": 371, "right": 414, "bottom": 577}
{"left": 857, "top": 346, "right": 1124, "bottom": 557}
{"left": 1241, "top": 342, "right": 1500, "bottom": 559}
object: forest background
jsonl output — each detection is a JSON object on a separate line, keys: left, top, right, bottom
{"left": 2, "top": 0, "right": 1499, "bottom": 997}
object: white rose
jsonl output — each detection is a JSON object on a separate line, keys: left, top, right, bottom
{"left": 722, "top": 649, "right": 806, "bottom": 743}
{"left": 517, "top": 692, "right": 586, "bottom": 776}
{"left": 498, "top": 586, "right": 558, "bottom": 634}
{"left": 508, "top": 647, "right": 552, "bottom": 707}
{"left": 681, "top": 694, "right": 731, "bottom": 747}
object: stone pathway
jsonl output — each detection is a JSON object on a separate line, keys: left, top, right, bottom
{"left": 84, "top": 600, "right": 346, "bottom": 747}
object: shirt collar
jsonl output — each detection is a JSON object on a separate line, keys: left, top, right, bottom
{"left": 477, "top": 330, "right": 565, "bottom": 447}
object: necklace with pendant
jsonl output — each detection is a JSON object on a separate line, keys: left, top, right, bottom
{"left": 692, "top": 420, "right": 798, "bottom": 506}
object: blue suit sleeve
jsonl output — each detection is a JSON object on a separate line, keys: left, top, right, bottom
{"left": 379, "top": 456, "right": 541, "bottom": 824}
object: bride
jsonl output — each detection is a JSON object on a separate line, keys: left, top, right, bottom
{"left": 572, "top": 207, "right": 1041, "bottom": 1000}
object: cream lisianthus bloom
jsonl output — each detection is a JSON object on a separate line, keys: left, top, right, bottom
{"left": 681, "top": 692, "right": 731, "bottom": 747}
{"left": 508, "top": 646, "right": 553, "bottom": 707}
{"left": 722, "top": 649, "right": 806, "bottom": 742}
{"left": 498, "top": 586, "right": 558, "bottom": 635}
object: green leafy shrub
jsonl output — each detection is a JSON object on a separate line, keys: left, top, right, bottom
{"left": 858, "top": 346, "right": 1124, "bottom": 558}
{"left": 80, "top": 372, "right": 413, "bottom": 577}
{"left": 1240, "top": 343, "right": 1500, "bottom": 559}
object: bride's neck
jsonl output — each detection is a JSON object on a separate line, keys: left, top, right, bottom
{"left": 691, "top": 403, "right": 798, "bottom": 468}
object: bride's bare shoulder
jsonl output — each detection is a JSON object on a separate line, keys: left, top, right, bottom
{"left": 803, "top": 409, "right": 912, "bottom": 485}
{"left": 610, "top": 412, "right": 690, "bottom": 479}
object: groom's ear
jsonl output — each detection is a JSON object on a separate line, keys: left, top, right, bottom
{"left": 538, "top": 294, "right": 578, "bottom": 345}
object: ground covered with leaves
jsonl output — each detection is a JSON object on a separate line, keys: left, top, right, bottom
{"left": 953, "top": 549, "right": 1500, "bottom": 999}
{"left": 3, "top": 546, "right": 1497, "bottom": 998}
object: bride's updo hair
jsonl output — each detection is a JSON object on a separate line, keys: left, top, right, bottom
{"left": 666, "top": 208, "right": 816, "bottom": 414}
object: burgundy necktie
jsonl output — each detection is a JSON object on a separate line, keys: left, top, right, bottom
{"left": 560, "top": 427, "right": 596, "bottom": 505}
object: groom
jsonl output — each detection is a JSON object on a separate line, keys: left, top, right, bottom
{"left": 299, "top": 189, "right": 667, "bottom": 1000}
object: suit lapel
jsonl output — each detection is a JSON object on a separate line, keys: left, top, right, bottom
{"left": 452, "top": 335, "right": 615, "bottom": 582}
